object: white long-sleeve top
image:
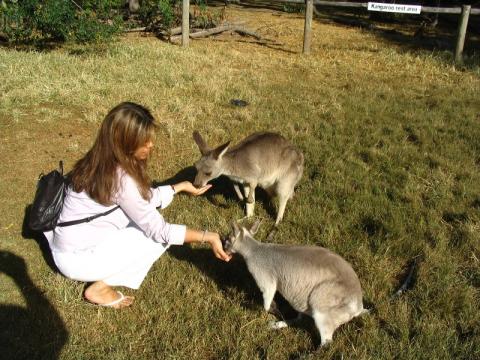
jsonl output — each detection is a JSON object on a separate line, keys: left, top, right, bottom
{"left": 51, "top": 170, "right": 186, "bottom": 253}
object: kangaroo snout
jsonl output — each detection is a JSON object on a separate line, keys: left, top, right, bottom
{"left": 193, "top": 176, "right": 206, "bottom": 188}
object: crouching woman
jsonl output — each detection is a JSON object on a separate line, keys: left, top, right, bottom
{"left": 45, "top": 102, "right": 231, "bottom": 308}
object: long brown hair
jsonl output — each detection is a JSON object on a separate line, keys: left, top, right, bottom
{"left": 69, "top": 102, "right": 156, "bottom": 205}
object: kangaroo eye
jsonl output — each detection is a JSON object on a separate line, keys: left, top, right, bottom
{"left": 205, "top": 171, "right": 212, "bottom": 176}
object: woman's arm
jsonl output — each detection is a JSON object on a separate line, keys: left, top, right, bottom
{"left": 150, "top": 185, "right": 175, "bottom": 209}
{"left": 118, "top": 173, "right": 230, "bottom": 262}
{"left": 150, "top": 181, "right": 210, "bottom": 209}
{"left": 117, "top": 174, "right": 186, "bottom": 245}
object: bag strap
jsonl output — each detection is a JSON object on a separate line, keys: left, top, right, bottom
{"left": 57, "top": 206, "right": 120, "bottom": 228}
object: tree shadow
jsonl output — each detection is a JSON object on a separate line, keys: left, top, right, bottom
{"left": 0, "top": 251, "right": 69, "bottom": 360}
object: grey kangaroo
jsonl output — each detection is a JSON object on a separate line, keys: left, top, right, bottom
{"left": 192, "top": 131, "right": 304, "bottom": 225}
{"left": 223, "top": 221, "right": 367, "bottom": 347}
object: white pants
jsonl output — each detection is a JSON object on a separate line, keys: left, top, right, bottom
{"left": 46, "top": 226, "right": 169, "bottom": 289}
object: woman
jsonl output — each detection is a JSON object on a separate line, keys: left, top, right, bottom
{"left": 46, "top": 102, "right": 231, "bottom": 309}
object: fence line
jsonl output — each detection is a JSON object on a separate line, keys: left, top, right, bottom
{"left": 302, "top": 1, "right": 478, "bottom": 63}
{"left": 179, "top": 1, "right": 478, "bottom": 63}
{"left": 282, "top": 0, "right": 480, "bottom": 14}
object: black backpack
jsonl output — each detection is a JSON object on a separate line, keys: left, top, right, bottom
{"left": 28, "top": 161, "right": 119, "bottom": 232}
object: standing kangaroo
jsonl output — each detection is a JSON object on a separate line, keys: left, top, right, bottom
{"left": 192, "top": 131, "right": 304, "bottom": 225}
{"left": 223, "top": 221, "right": 367, "bottom": 347}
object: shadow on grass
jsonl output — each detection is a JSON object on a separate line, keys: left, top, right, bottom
{"left": 210, "top": 37, "right": 298, "bottom": 54}
{"left": 0, "top": 251, "right": 69, "bottom": 360}
{"left": 0, "top": 37, "right": 116, "bottom": 58}
{"left": 153, "top": 166, "right": 240, "bottom": 209}
{"left": 168, "top": 245, "right": 261, "bottom": 308}
{"left": 0, "top": 37, "right": 61, "bottom": 52}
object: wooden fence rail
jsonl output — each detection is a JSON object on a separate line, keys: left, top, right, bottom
{"left": 285, "top": 0, "right": 480, "bottom": 14}
{"left": 182, "top": 1, "right": 478, "bottom": 63}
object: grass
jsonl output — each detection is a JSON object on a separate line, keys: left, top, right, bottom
{"left": 1, "top": 6, "right": 479, "bottom": 360}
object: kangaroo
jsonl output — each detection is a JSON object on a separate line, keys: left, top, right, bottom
{"left": 192, "top": 131, "right": 304, "bottom": 225}
{"left": 223, "top": 220, "right": 367, "bottom": 347}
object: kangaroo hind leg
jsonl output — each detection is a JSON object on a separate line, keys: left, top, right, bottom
{"left": 312, "top": 310, "right": 336, "bottom": 346}
{"left": 274, "top": 179, "right": 296, "bottom": 225}
{"left": 309, "top": 281, "right": 359, "bottom": 346}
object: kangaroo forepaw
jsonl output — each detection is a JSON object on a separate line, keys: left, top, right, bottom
{"left": 266, "top": 228, "right": 277, "bottom": 241}
{"left": 320, "top": 338, "right": 332, "bottom": 347}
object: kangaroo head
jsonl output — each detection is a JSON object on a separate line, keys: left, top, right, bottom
{"left": 223, "top": 220, "right": 261, "bottom": 255}
{"left": 192, "top": 131, "right": 230, "bottom": 187}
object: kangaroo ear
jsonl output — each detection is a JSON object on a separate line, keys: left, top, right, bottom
{"left": 212, "top": 141, "right": 230, "bottom": 160}
{"left": 241, "top": 227, "right": 249, "bottom": 238}
{"left": 231, "top": 221, "right": 240, "bottom": 236}
{"left": 249, "top": 219, "right": 261, "bottom": 235}
{"left": 193, "top": 131, "right": 209, "bottom": 156}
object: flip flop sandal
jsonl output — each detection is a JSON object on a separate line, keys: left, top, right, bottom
{"left": 99, "top": 291, "right": 127, "bottom": 307}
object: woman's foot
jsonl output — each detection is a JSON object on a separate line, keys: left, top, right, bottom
{"left": 84, "top": 281, "right": 134, "bottom": 308}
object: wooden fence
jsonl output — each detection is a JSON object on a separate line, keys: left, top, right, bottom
{"left": 304, "top": 1, "right": 479, "bottom": 63}
{"left": 180, "top": 1, "right": 479, "bottom": 63}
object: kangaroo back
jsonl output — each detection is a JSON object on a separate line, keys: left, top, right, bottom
{"left": 251, "top": 245, "right": 362, "bottom": 313}
{"left": 227, "top": 132, "right": 303, "bottom": 187}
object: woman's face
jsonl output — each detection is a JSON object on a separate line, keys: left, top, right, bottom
{"left": 134, "top": 140, "right": 154, "bottom": 160}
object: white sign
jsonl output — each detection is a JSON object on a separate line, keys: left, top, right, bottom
{"left": 367, "top": 2, "right": 422, "bottom": 14}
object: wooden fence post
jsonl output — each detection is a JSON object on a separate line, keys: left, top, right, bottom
{"left": 303, "top": 0, "right": 313, "bottom": 54}
{"left": 455, "top": 5, "right": 471, "bottom": 64}
{"left": 182, "top": 0, "right": 190, "bottom": 47}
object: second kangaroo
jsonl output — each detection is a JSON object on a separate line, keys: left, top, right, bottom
{"left": 223, "top": 220, "right": 367, "bottom": 347}
{"left": 192, "top": 131, "right": 304, "bottom": 225}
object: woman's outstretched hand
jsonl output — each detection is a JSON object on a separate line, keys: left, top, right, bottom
{"left": 174, "top": 181, "right": 211, "bottom": 196}
{"left": 208, "top": 233, "right": 232, "bottom": 262}
{"left": 184, "top": 229, "right": 231, "bottom": 262}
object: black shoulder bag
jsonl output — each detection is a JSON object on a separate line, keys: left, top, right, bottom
{"left": 28, "top": 161, "right": 119, "bottom": 232}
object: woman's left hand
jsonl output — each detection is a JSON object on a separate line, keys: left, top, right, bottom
{"left": 207, "top": 233, "right": 232, "bottom": 262}
{"left": 174, "top": 181, "right": 211, "bottom": 196}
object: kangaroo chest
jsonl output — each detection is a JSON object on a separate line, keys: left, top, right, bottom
{"left": 226, "top": 174, "right": 278, "bottom": 189}
{"left": 226, "top": 175, "right": 245, "bottom": 184}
